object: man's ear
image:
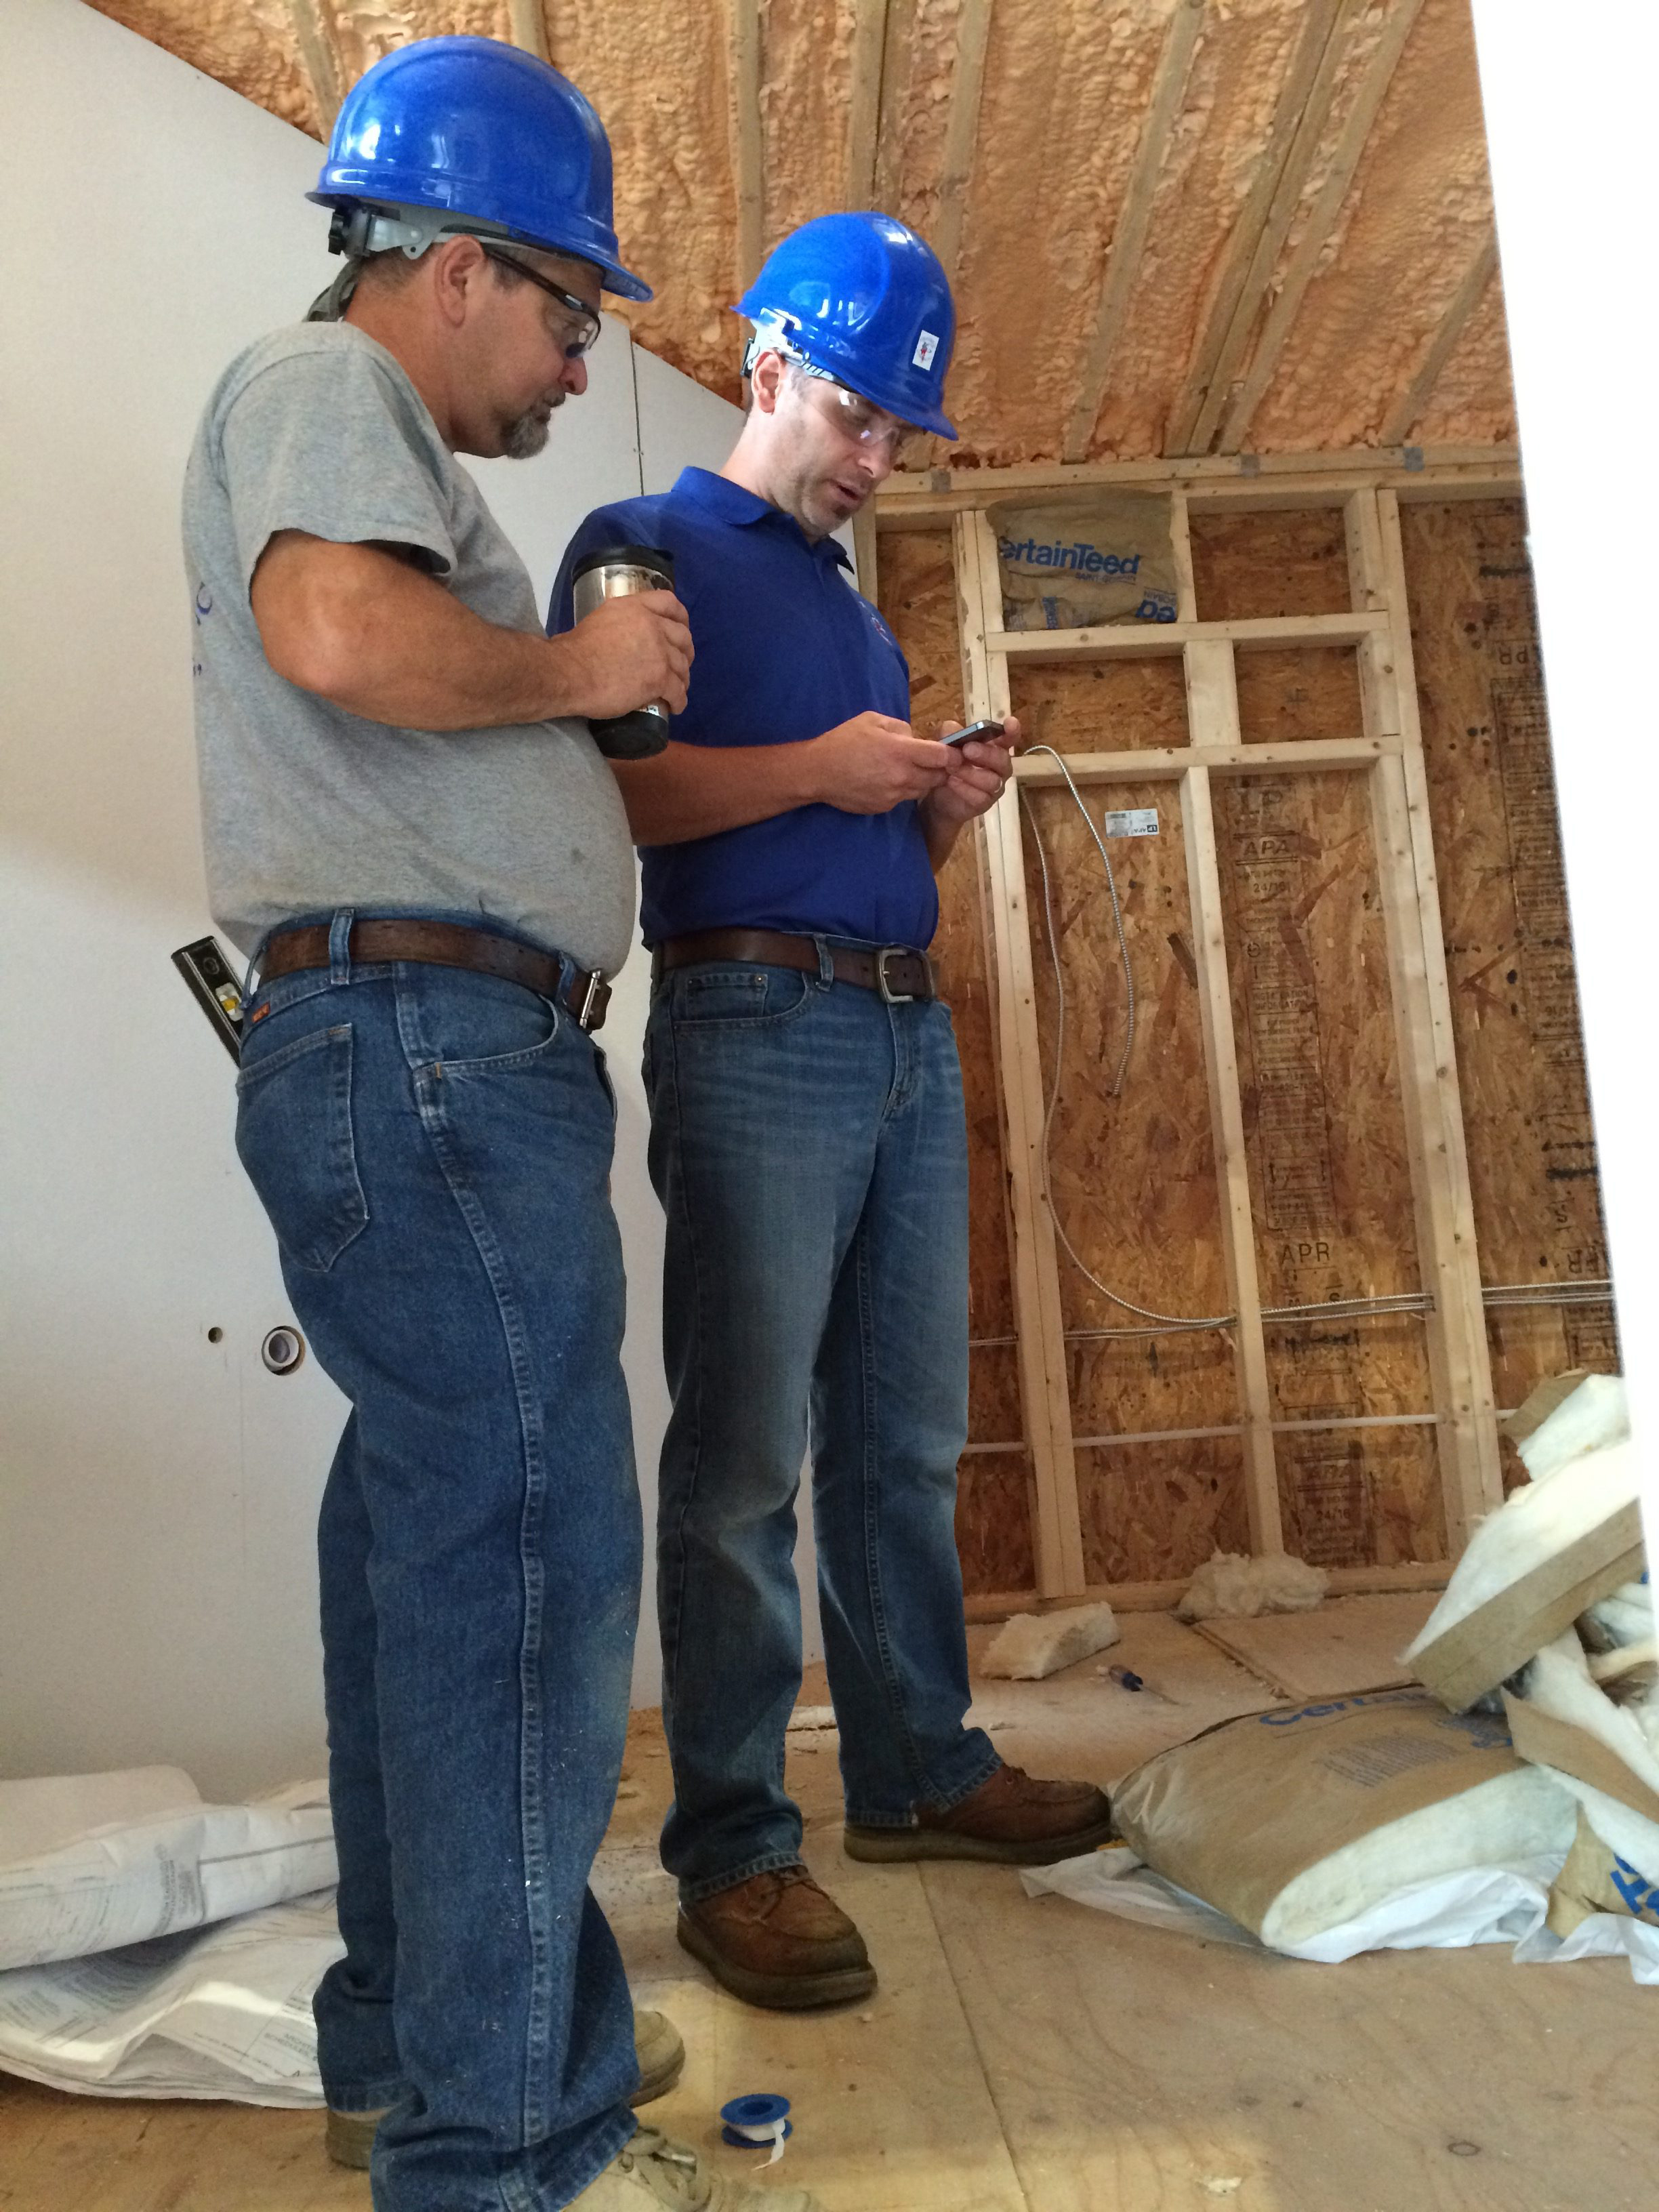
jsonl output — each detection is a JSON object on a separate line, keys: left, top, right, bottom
{"left": 749, "top": 350, "right": 790, "bottom": 417}
{"left": 430, "top": 234, "right": 489, "bottom": 327}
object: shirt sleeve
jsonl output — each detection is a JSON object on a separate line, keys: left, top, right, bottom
{"left": 216, "top": 346, "right": 457, "bottom": 598}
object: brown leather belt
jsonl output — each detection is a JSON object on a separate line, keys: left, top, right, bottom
{"left": 653, "top": 928, "right": 934, "bottom": 1002}
{"left": 260, "top": 920, "right": 611, "bottom": 1033}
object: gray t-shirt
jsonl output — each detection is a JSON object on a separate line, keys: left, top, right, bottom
{"left": 183, "top": 322, "right": 635, "bottom": 974}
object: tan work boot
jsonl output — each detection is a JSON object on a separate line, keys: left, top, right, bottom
{"left": 571, "top": 2123, "right": 821, "bottom": 2209}
{"left": 842, "top": 1761, "right": 1115, "bottom": 1865}
{"left": 323, "top": 2006, "right": 686, "bottom": 2169}
{"left": 676, "top": 1865, "right": 875, "bottom": 2010}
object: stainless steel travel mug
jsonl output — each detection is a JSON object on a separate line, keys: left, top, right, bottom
{"left": 569, "top": 544, "right": 677, "bottom": 759}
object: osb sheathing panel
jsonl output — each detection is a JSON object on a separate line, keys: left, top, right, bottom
{"left": 875, "top": 531, "right": 1035, "bottom": 1593}
{"left": 1011, "top": 659, "right": 1191, "bottom": 756}
{"left": 91, "top": 0, "right": 1517, "bottom": 462}
{"left": 1019, "top": 776, "right": 1246, "bottom": 1580}
{"left": 1216, "top": 767, "right": 1445, "bottom": 1564}
{"left": 1399, "top": 500, "right": 1620, "bottom": 1412}
{"left": 1020, "top": 779, "right": 1235, "bottom": 1376}
{"left": 1190, "top": 510, "right": 1364, "bottom": 744}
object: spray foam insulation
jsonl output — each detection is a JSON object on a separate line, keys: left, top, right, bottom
{"left": 91, "top": 0, "right": 1517, "bottom": 464}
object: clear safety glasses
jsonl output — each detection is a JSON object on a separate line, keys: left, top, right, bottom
{"left": 479, "top": 245, "right": 602, "bottom": 359}
{"left": 797, "top": 370, "right": 909, "bottom": 451}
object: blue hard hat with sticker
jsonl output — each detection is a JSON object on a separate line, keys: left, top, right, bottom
{"left": 309, "top": 35, "right": 651, "bottom": 302}
{"left": 737, "top": 211, "right": 957, "bottom": 439}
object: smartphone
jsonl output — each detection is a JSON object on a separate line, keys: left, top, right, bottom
{"left": 942, "top": 717, "right": 1006, "bottom": 747}
{"left": 172, "top": 935, "right": 245, "bottom": 1060}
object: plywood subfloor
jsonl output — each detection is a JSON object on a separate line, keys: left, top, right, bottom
{"left": 1192, "top": 1589, "right": 1439, "bottom": 1700}
{"left": 3, "top": 1608, "right": 1652, "bottom": 2212}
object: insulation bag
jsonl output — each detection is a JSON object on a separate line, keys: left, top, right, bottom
{"left": 1110, "top": 1688, "right": 1574, "bottom": 1952}
{"left": 1547, "top": 1808, "right": 1659, "bottom": 1939}
{"left": 989, "top": 493, "right": 1179, "bottom": 631}
{"left": 1405, "top": 1431, "right": 1643, "bottom": 1711}
{"left": 1502, "top": 1630, "right": 1659, "bottom": 1884}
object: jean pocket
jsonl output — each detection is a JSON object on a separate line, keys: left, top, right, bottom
{"left": 670, "top": 964, "right": 813, "bottom": 1029}
{"left": 236, "top": 1025, "right": 368, "bottom": 1273}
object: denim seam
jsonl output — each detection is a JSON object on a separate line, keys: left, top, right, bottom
{"left": 851, "top": 1218, "right": 937, "bottom": 1811}
{"left": 399, "top": 981, "right": 556, "bottom": 2155}
{"left": 654, "top": 1011, "right": 704, "bottom": 1762}
{"left": 681, "top": 1845, "right": 813, "bottom": 1906}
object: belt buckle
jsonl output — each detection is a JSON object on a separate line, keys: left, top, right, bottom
{"left": 575, "top": 971, "right": 604, "bottom": 1031}
{"left": 875, "top": 946, "right": 915, "bottom": 1004}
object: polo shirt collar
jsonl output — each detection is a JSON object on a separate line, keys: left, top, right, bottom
{"left": 671, "top": 467, "right": 852, "bottom": 569}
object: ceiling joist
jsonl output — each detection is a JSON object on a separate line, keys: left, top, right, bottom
{"left": 284, "top": 0, "right": 344, "bottom": 134}
{"left": 1062, "top": 0, "right": 1206, "bottom": 464}
{"left": 1167, "top": 0, "right": 1349, "bottom": 455}
{"left": 729, "top": 0, "right": 765, "bottom": 293}
{"left": 1378, "top": 226, "right": 1498, "bottom": 446}
{"left": 848, "top": 0, "right": 890, "bottom": 210}
{"left": 505, "top": 0, "right": 550, "bottom": 66}
{"left": 1216, "top": 0, "right": 1428, "bottom": 455}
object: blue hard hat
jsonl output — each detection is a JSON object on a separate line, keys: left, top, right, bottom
{"left": 309, "top": 36, "right": 651, "bottom": 302}
{"left": 737, "top": 212, "right": 957, "bottom": 439}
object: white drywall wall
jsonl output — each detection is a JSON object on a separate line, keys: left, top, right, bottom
{"left": 1470, "top": 1, "right": 1659, "bottom": 1557}
{"left": 0, "top": 0, "right": 821, "bottom": 1799}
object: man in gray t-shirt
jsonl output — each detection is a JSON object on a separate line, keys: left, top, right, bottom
{"left": 182, "top": 39, "right": 808, "bottom": 2212}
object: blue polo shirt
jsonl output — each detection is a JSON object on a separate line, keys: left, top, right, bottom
{"left": 548, "top": 468, "right": 938, "bottom": 949}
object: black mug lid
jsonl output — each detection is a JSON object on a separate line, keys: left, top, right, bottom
{"left": 571, "top": 544, "right": 675, "bottom": 588}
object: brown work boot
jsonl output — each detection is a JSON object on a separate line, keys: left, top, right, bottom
{"left": 676, "top": 1865, "right": 876, "bottom": 2010}
{"left": 571, "top": 2123, "right": 822, "bottom": 2209}
{"left": 842, "top": 1762, "right": 1115, "bottom": 1865}
{"left": 324, "top": 2006, "right": 685, "bottom": 2169}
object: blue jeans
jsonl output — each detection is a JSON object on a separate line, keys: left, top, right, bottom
{"left": 234, "top": 914, "right": 640, "bottom": 2212}
{"left": 644, "top": 953, "right": 998, "bottom": 1900}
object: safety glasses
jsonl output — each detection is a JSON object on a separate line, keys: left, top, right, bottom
{"left": 797, "top": 370, "right": 909, "bottom": 451}
{"left": 479, "top": 245, "right": 602, "bottom": 359}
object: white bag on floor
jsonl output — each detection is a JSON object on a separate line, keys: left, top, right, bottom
{"left": 0, "top": 1891, "right": 340, "bottom": 2104}
{"left": 0, "top": 1769, "right": 336, "bottom": 1970}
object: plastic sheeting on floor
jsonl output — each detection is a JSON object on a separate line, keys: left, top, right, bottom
{"left": 1023, "top": 1846, "right": 1659, "bottom": 1984}
{"left": 0, "top": 1890, "right": 340, "bottom": 2102}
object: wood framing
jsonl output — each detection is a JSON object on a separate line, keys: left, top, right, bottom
{"left": 505, "top": 0, "right": 550, "bottom": 64}
{"left": 847, "top": 0, "right": 890, "bottom": 211}
{"left": 1061, "top": 0, "right": 1206, "bottom": 463}
{"left": 729, "top": 0, "right": 765, "bottom": 294}
{"left": 1168, "top": 0, "right": 1353, "bottom": 454}
{"left": 931, "top": 452, "right": 1518, "bottom": 1591}
{"left": 875, "top": 446, "right": 1523, "bottom": 528}
{"left": 954, "top": 512, "right": 1087, "bottom": 1597}
{"left": 1216, "top": 0, "right": 1429, "bottom": 454}
{"left": 284, "top": 0, "right": 343, "bottom": 132}
{"left": 1178, "top": 672, "right": 1283, "bottom": 1553}
{"left": 1378, "top": 229, "right": 1500, "bottom": 451}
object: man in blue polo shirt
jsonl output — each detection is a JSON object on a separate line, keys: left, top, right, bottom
{"left": 552, "top": 214, "right": 1112, "bottom": 2012}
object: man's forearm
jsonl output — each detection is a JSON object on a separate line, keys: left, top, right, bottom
{"left": 251, "top": 533, "right": 655, "bottom": 731}
{"left": 611, "top": 740, "right": 820, "bottom": 845}
{"left": 922, "top": 809, "right": 966, "bottom": 874}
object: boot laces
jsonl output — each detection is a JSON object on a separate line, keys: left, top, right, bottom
{"left": 615, "top": 2125, "right": 708, "bottom": 2209}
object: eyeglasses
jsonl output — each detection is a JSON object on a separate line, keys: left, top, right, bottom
{"left": 478, "top": 245, "right": 602, "bottom": 359}
{"left": 796, "top": 371, "right": 909, "bottom": 451}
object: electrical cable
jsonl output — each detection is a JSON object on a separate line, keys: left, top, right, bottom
{"left": 1019, "top": 743, "right": 1463, "bottom": 1340}
{"left": 1023, "top": 745, "right": 1233, "bottom": 1335}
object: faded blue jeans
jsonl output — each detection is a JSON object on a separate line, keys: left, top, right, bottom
{"left": 234, "top": 912, "right": 640, "bottom": 2212}
{"left": 644, "top": 951, "right": 999, "bottom": 1900}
